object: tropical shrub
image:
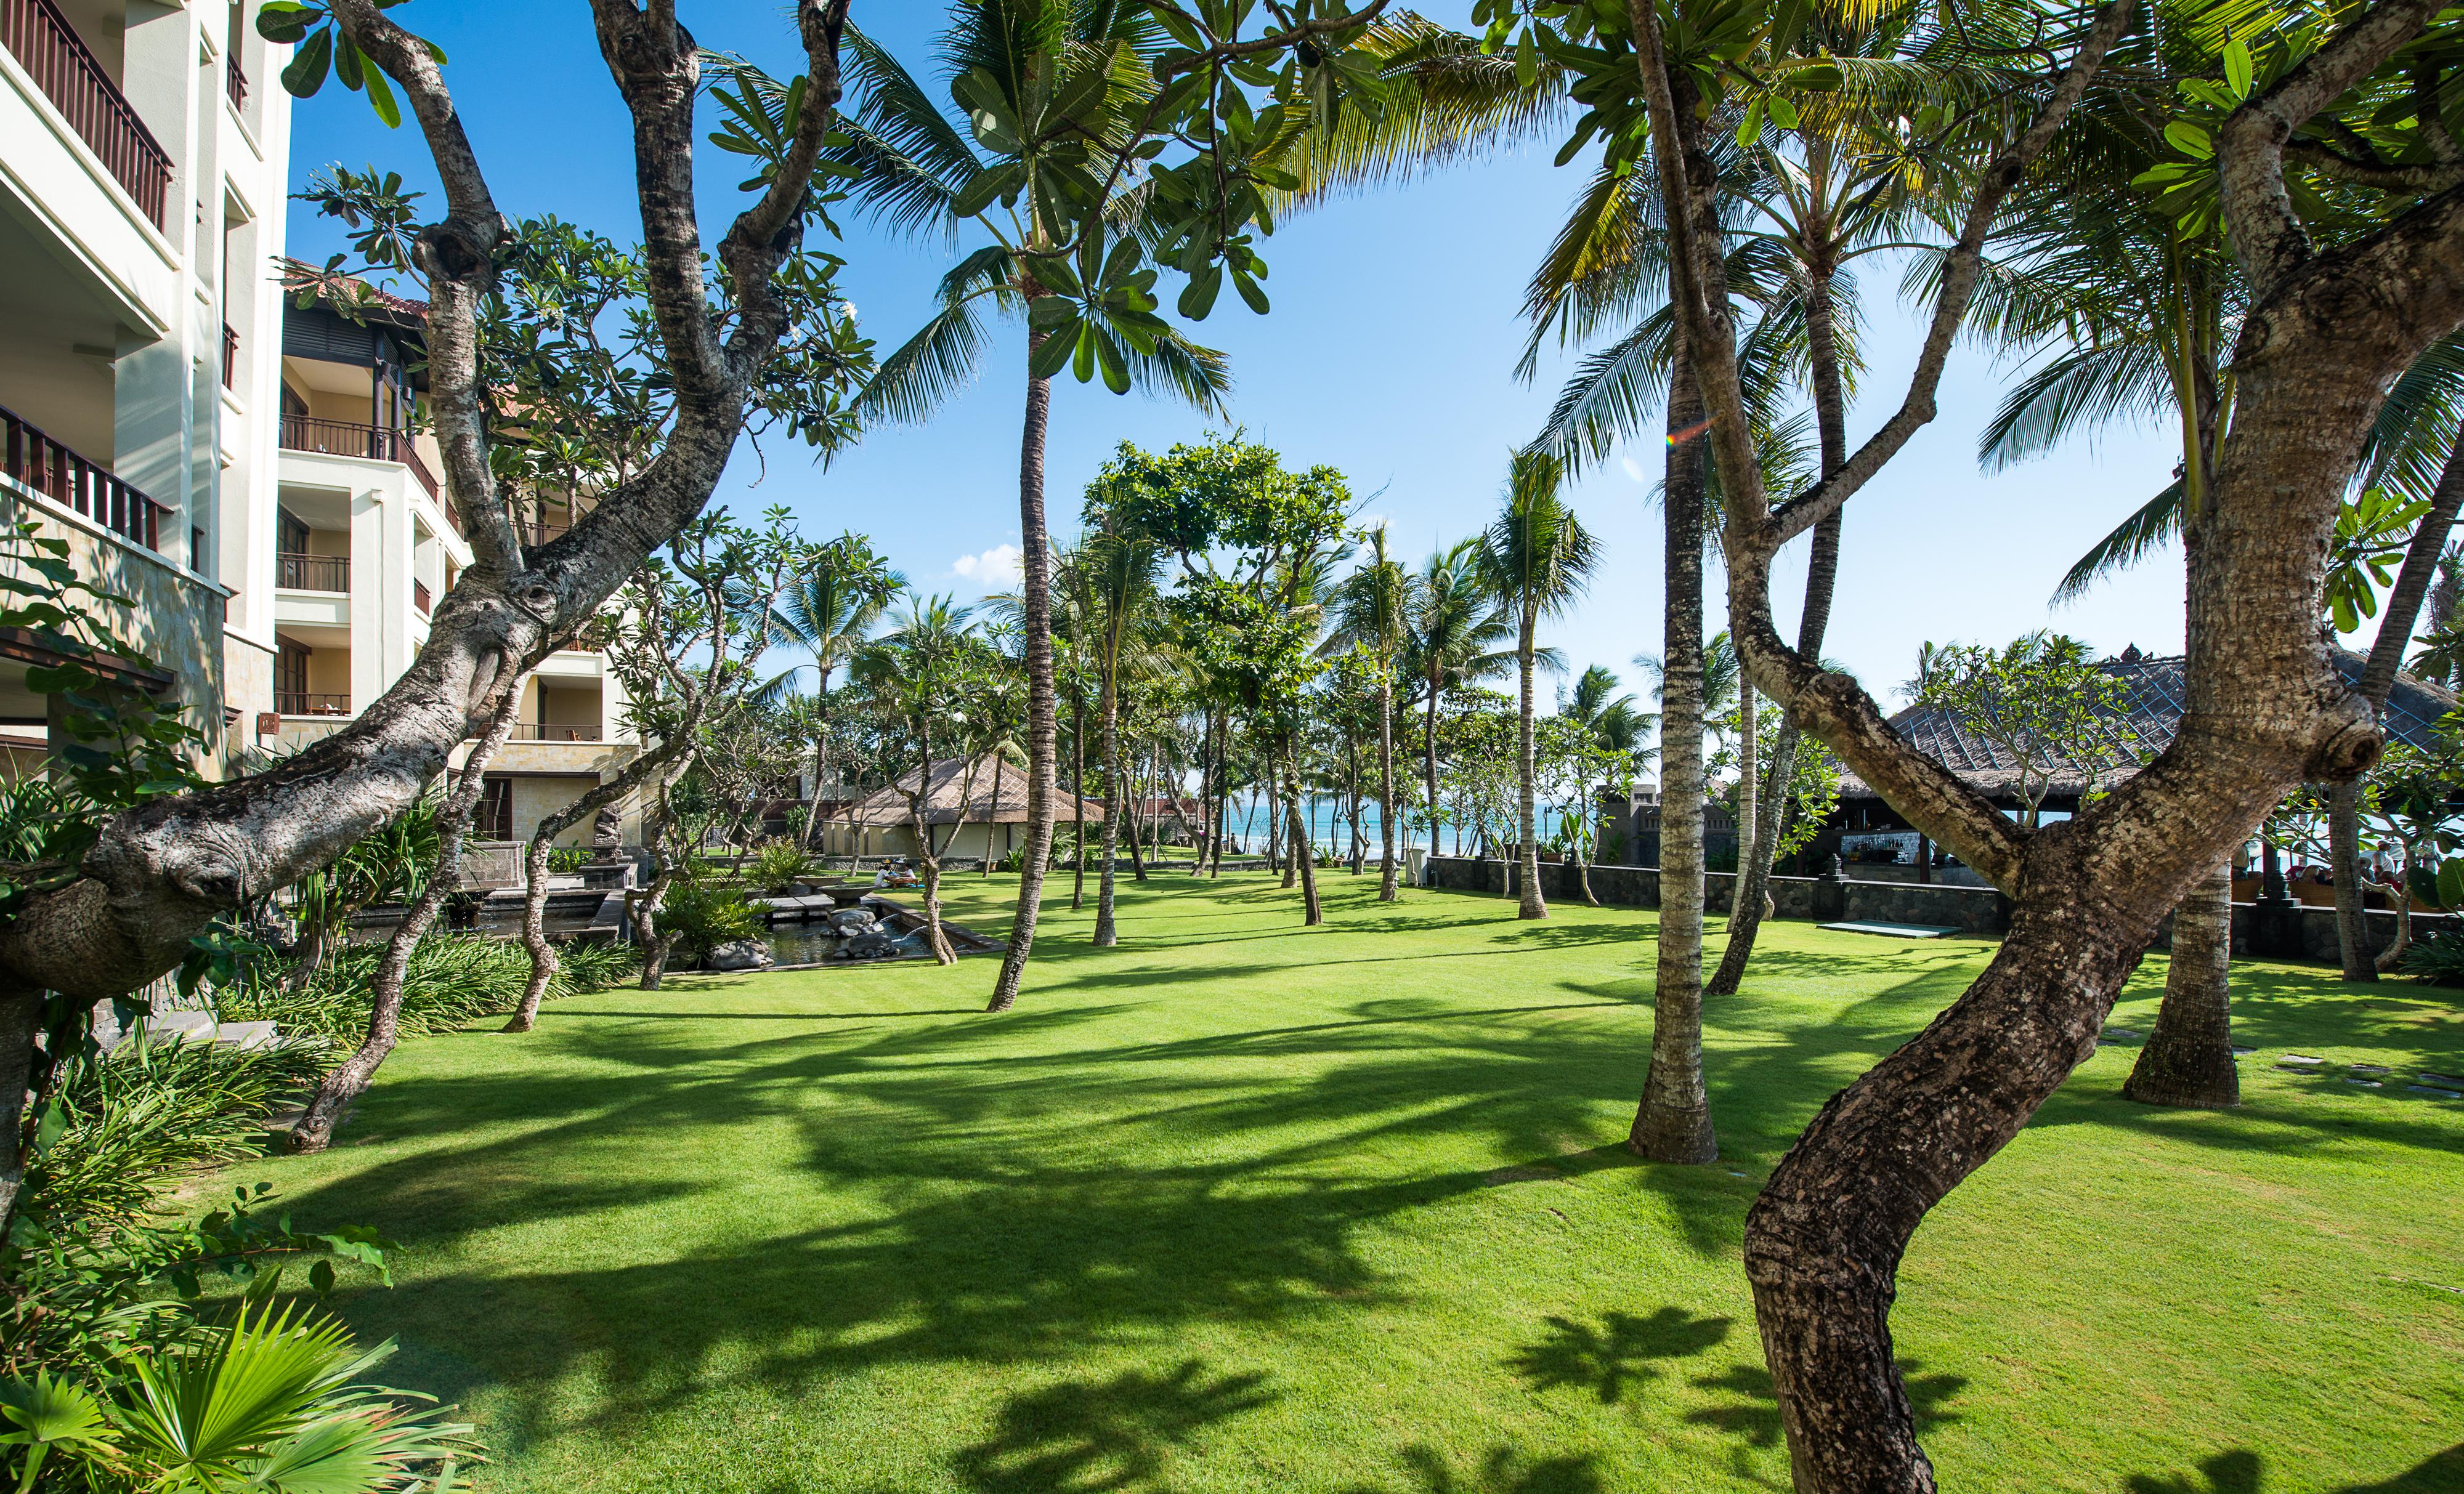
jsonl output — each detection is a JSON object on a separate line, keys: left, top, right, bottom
{"left": 553, "top": 939, "right": 641, "bottom": 993}
{"left": 547, "top": 846, "right": 593, "bottom": 874}
{"left": 747, "top": 839, "right": 817, "bottom": 891}
{"left": 1, "top": 1290, "right": 474, "bottom": 1493}
{"left": 654, "top": 866, "right": 764, "bottom": 966}
{"left": 219, "top": 932, "right": 638, "bottom": 1043}
{"left": 25, "top": 1035, "right": 327, "bottom": 1229}
{"left": 2400, "top": 929, "right": 2464, "bottom": 987}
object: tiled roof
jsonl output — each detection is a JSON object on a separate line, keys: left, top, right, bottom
{"left": 1837, "top": 647, "right": 2457, "bottom": 801}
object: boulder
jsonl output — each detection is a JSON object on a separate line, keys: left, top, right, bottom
{"left": 707, "top": 939, "right": 775, "bottom": 972}
{"left": 841, "top": 931, "right": 898, "bottom": 961}
{"left": 828, "top": 908, "right": 880, "bottom": 936}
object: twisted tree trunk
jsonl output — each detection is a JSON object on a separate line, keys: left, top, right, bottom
{"left": 1631, "top": 341, "right": 1717, "bottom": 1165}
{"left": 989, "top": 340, "right": 1058, "bottom": 1011}
{"left": 509, "top": 743, "right": 693, "bottom": 1033}
{"left": 290, "top": 677, "right": 525, "bottom": 1153}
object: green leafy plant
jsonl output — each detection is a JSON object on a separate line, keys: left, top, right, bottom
{"left": 4, "top": 1294, "right": 474, "bottom": 1493}
{"left": 24, "top": 1035, "right": 327, "bottom": 1230}
{"left": 746, "top": 840, "right": 817, "bottom": 892}
{"left": 545, "top": 847, "right": 592, "bottom": 876}
{"left": 654, "top": 868, "right": 764, "bottom": 967}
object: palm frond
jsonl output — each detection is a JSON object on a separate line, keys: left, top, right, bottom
{"left": 2051, "top": 479, "right": 2184, "bottom": 606}
{"left": 855, "top": 298, "right": 996, "bottom": 427}
{"left": 1978, "top": 341, "right": 2176, "bottom": 472}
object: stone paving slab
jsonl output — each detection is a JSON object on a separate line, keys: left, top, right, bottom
{"left": 1817, "top": 921, "right": 1964, "bottom": 939}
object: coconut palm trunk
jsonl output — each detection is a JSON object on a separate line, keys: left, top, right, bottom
{"left": 989, "top": 341, "right": 1058, "bottom": 1012}
{"left": 1424, "top": 665, "right": 1444, "bottom": 863}
{"left": 1286, "top": 742, "right": 1323, "bottom": 926}
{"left": 1709, "top": 256, "right": 1851, "bottom": 998}
{"left": 1377, "top": 663, "right": 1400, "bottom": 901}
{"left": 1096, "top": 662, "right": 1122, "bottom": 946}
{"left": 1515, "top": 603, "right": 1549, "bottom": 919}
{"left": 1071, "top": 693, "right": 1089, "bottom": 908}
{"left": 1631, "top": 344, "right": 1717, "bottom": 1164}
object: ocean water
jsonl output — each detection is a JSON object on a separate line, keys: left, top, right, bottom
{"left": 1196, "top": 797, "right": 1568, "bottom": 855}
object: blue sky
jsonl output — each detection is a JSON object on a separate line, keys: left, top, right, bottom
{"left": 286, "top": 1, "right": 2208, "bottom": 707}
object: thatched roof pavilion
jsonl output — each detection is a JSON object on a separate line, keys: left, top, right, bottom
{"left": 1836, "top": 646, "right": 2458, "bottom": 809}
{"left": 839, "top": 755, "right": 1108, "bottom": 828}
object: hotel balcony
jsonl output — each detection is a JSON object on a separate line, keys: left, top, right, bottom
{"left": 0, "top": 0, "right": 171, "bottom": 231}
{"left": 1, "top": 398, "right": 170, "bottom": 552}
{"left": 279, "top": 414, "right": 444, "bottom": 507}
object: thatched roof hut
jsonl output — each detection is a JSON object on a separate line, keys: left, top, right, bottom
{"left": 839, "top": 756, "right": 1107, "bottom": 828}
{"left": 1836, "top": 645, "right": 2458, "bottom": 806}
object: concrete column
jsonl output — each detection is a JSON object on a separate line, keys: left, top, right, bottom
{"left": 349, "top": 484, "right": 385, "bottom": 713}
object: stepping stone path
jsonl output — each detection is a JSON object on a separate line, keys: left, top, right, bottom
{"left": 2421, "top": 1072, "right": 2463, "bottom": 1087}
{"left": 2347, "top": 1078, "right": 2385, "bottom": 1088}
{"left": 2231, "top": 1045, "right": 2255, "bottom": 1057}
{"left": 2098, "top": 1027, "right": 2141, "bottom": 1046}
{"left": 2351, "top": 1064, "right": 2392, "bottom": 1075}
{"left": 2407, "top": 1084, "right": 2463, "bottom": 1098}
{"left": 2278, "top": 1055, "right": 2327, "bottom": 1070}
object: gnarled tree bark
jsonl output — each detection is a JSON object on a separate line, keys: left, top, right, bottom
{"left": 1628, "top": 0, "right": 2461, "bottom": 1484}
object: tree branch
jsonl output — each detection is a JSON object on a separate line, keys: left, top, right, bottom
{"left": 328, "top": 0, "right": 520, "bottom": 571}
{"left": 1762, "top": 0, "right": 2136, "bottom": 547}
{"left": 2218, "top": 0, "right": 2441, "bottom": 302}
{"left": 2286, "top": 139, "right": 2464, "bottom": 195}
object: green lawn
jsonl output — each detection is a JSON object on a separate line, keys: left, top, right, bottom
{"left": 220, "top": 873, "right": 2463, "bottom": 1493}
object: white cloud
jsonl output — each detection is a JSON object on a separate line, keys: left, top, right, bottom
{"left": 950, "top": 543, "right": 1024, "bottom": 588}
{"left": 1621, "top": 455, "right": 1649, "bottom": 484}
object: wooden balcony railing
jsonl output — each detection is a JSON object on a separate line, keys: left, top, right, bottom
{"left": 275, "top": 692, "right": 350, "bottom": 716}
{"left": 221, "top": 324, "right": 238, "bottom": 389}
{"left": 225, "top": 52, "right": 246, "bottom": 114}
{"left": 276, "top": 552, "right": 348, "bottom": 592}
{"left": 414, "top": 578, "right": 431, "bottom": 615}
{"left": 1, "top": 0, "right": 172, "bottom": 228}
{"left": 513, "top": 722, "right": 604, "bottom": 741}
{"left": 1, "top": 400, "right": 170, "bottom": 551}
{"left": 279, "top": 415, "right": 442, "bottom": 504}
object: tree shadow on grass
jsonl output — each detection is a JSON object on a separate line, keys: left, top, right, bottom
{"left": 1339, "top": 1445, "right": 1608, "bottom": 1494}
{"left": 1506, "top": 1307, "right": 1734, "bottom": 1403}
{"left": 950, "top": 1359, "right": 1276, "bottom": 1494}
{"left": 2123, "top": 1444, "right": 2464, "bottom": 1493}
{"left": 1680, "top": 1357, "right": 1965, "bottom": 1453}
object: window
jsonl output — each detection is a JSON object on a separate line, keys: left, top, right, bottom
{"left": 275, "top": 640, "right": 309, "bottom": 699}
{"left": 278, "top": 510, "right": 310, "bottom": 555}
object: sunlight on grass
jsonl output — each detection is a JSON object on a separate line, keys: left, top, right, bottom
{"left": 221, "top": 874, "right": 2464, "bottom": 1493}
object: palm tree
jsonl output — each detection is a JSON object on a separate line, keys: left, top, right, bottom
{"left": 829, "top": 9, "right": 1232, "bottom": 1013}
{"left": 1327, "top": 525, "right": 1419, "bottom": 900}
{"left": 771, "top": 534, "right": 905, "bottom": 851}
{"left": 1477, "top": 451, "right": 1602, "bottom": 920}
{"left": 1401, "top": 539, "right": 1514, "bottom": 865}
{"left": 1080, "top": 523, "right": 1166, "bottom": 947}
{"left": 853, "top": 594, "right": 984, "bottom": 963}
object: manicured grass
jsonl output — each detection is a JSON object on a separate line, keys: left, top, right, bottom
{"left": 219, "top": 873, "right": 2463, "bottom": 1493}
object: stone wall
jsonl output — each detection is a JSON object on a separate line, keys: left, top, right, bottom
{"left": 1421, "top": 856, "right": 2457, "bottom": 965}
{"left": 1426, "top": 857, "right": 2009, "bottom": 933}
